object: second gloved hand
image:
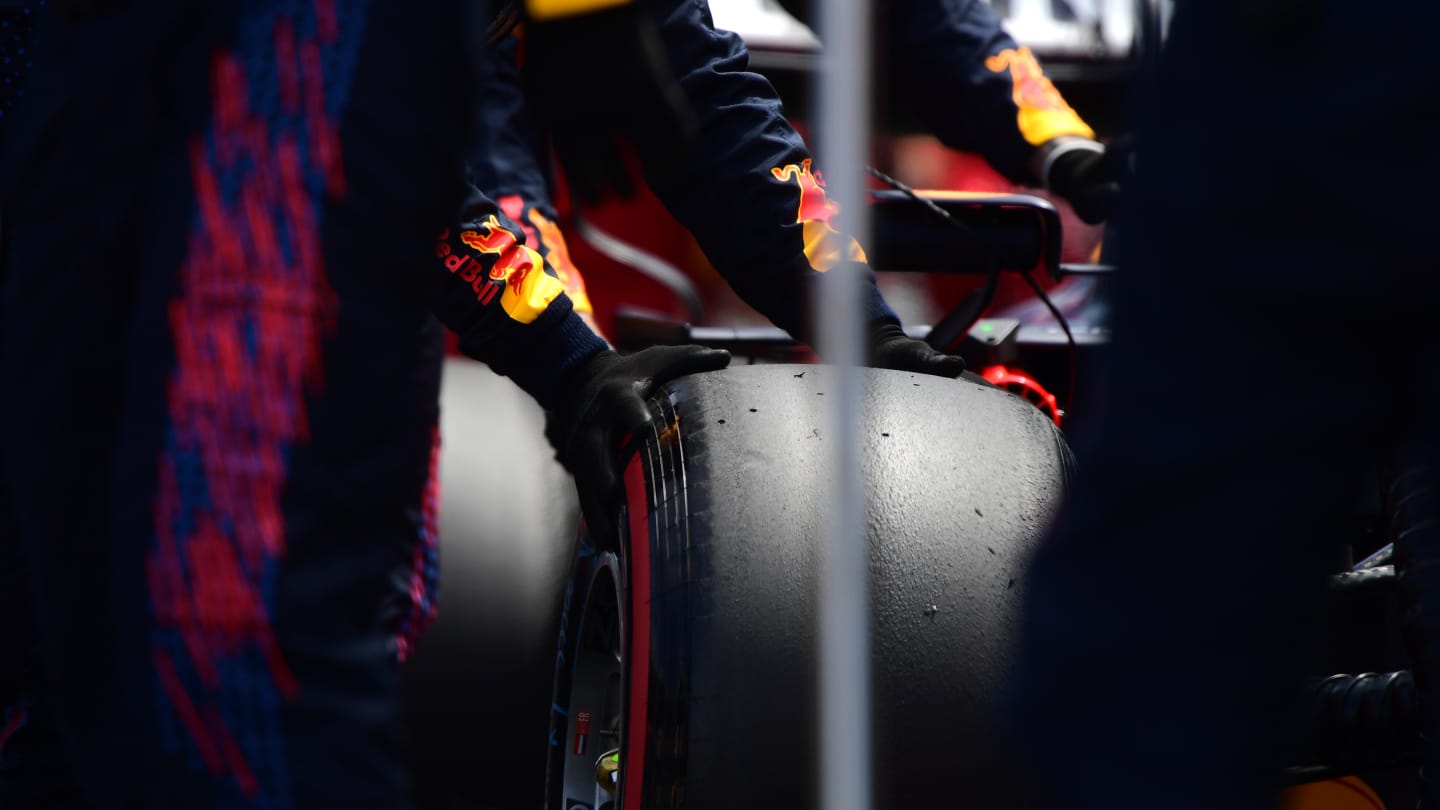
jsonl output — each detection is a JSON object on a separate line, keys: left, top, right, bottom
{"left": 1044, "top": 140, "right": 1123, "bottom": 225}
{"left": 867, "top": 321, "right": 967, "bottom": 378}
{"left": 546, "top": 345, "right": 731, "bottom": 541}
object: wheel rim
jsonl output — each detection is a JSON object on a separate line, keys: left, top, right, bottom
{"left": 558, "top": 554, "right": 626, "bottom": 809}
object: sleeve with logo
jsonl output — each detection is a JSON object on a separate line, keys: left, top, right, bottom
{"left": 639, "top": 0, "right": 898, "bottom": 345}
{"left": 886, "top": 0, "right": 1095, "bottom": 182}
{"left": 427, "top": 180, "right": 605, "bottom": 409}
{"left": 469, "top": 32, "right": 595, "bottom": 316}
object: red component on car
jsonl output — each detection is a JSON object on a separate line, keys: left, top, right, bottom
{"left": 981, "top": 365, "right": 1061, "bottom": 427}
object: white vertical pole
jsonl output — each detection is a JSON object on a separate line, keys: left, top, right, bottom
{"left": 815, "top": 0, "right": 871, "bottom": 807}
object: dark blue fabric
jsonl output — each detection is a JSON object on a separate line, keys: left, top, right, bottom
{"left": 469, "top": 30, "right": 553, "bottom": 211}
{"left": 0, "top": 0, "right": 43, "bottom": 138}
{"left": 1010, "top": 2, "right": 1440, "bottom": 807}
{"left": 883, "top": 0, "right": 1049, "bottom": 180}
{"left": 0, "top": 0, "right": 602, "bottom": 806}
{"left": 644, "top": 0, "right": 899, "bottom": 339}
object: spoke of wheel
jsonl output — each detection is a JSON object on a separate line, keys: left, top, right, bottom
{"left": 816, "top": 0, "right": 872, "bottom": 808}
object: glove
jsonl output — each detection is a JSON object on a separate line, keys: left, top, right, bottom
{"left": 523, "top": 5, "right": 697, "bottom": 204}
{"left": 867, "top": 321, "right": 967, "bottom": 378}
{"left": 1044, "top": 141, "right": 1123, "bottom": 225}
{"left": 546, "top": 345, "right": 731, "bottom": 541}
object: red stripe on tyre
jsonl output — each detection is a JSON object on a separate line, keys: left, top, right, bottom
{"left": 623, "top": 453, "right": 651, "bottom": 810}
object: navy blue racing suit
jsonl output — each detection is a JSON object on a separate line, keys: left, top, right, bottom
{"left": 0, "top": 1, "right": 602, "bottom": 807}
{"left": 468, "top": 30, "right": 596, "bottom": 320}
{"left": 0, "top": 0, "right": 44, "bottom": 791}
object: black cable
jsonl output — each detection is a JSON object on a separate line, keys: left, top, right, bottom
{"left": 1018, "top": 269, "right": 1078, "bottom": 416}
{"left": 863, "top": 165, "right": 1000, "bottom": 346}
{"left": 938, "top": 253, "right": 1001, "bottom": 354}
{"left": 864, "top": 165, "right": 980, "bottom": 237}
{"left": 864, "top": 164, "right": 1081, "bottom": 414}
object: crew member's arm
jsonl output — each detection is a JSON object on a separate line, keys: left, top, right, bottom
{"left": 883, "top": 0, "right": 1115, "bottom": 222}
{"left": 428, "top": 178, "right": 731, "bottom": 538}
{"left": 634, "top": 0, "right": 898, "bottom": 349}
{"left": 430, "top": 180, "right": 730, "bottom": 543}
{"left": 885, "top": 0, "right": 1094, "bottom": 179}
{"left": 470, "top": 31, "right": 599, "bottom": 334}
{"left": 774, "top": 0, "right": 1114, "bottom": 222}
{"left": 486, "top": 0, "right": 958, "bottom": 376}
{"left": 426, "top": 179, "right": 606, "bottom": 409}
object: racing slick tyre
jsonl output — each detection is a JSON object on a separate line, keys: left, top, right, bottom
{"left": 545, "top": 364, "right": 1069, "bottom": 809}
{"left": 406, "top": 357, "right": 581, "bottom": 810}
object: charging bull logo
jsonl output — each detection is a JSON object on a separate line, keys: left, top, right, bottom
{"left": 770, "top": 159, "right": 867, "bottom": 272}
{"left": 435, "top": 215, "right": 564, "bottom": 324}
{"left": 528, "top": 209, "right": 592, "bottom": 311}
{"left": 984, "top": 47, "right": 1093, "bottom": 146}
{"left": 497, "top": 194, "right": 594, "bottom": 315}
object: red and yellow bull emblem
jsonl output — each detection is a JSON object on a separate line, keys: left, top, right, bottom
{"left": 984, "top": 46, "right": 1094, "bottom": 146}
{"left": 434, "top": 215, "right": 564, "bottom": 324}
{"left": 498, "top": 194, "right": 594, "bottom": 315}
{"left": 770, "top": 159, "right": 867, "bottom": 273}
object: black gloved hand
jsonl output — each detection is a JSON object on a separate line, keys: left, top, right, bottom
{"left": 524, "top": 5, "right": 697, "bottom": 204}
{"left": 867, "top": 321, "right": 967, "bottom": 378}
{"left": 546, "top": 345, "right": 731, "bottom": 541}
{"left": 1046, "top": 144, "right": 1123, "bottom": 225}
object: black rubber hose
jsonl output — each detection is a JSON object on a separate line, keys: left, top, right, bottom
{"left": 1296, "top": 671, "right": 1418, "bottom": 770}
{"left": 1387, "top": 448, "right": 1440, "bottom": 805}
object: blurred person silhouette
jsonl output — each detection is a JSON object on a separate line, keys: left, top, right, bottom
{"left": 1010, "top": 1, "right": 1440, "bottom": 807}
{"left": 0, "top": 0, "right": 724, "bottom": 806}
